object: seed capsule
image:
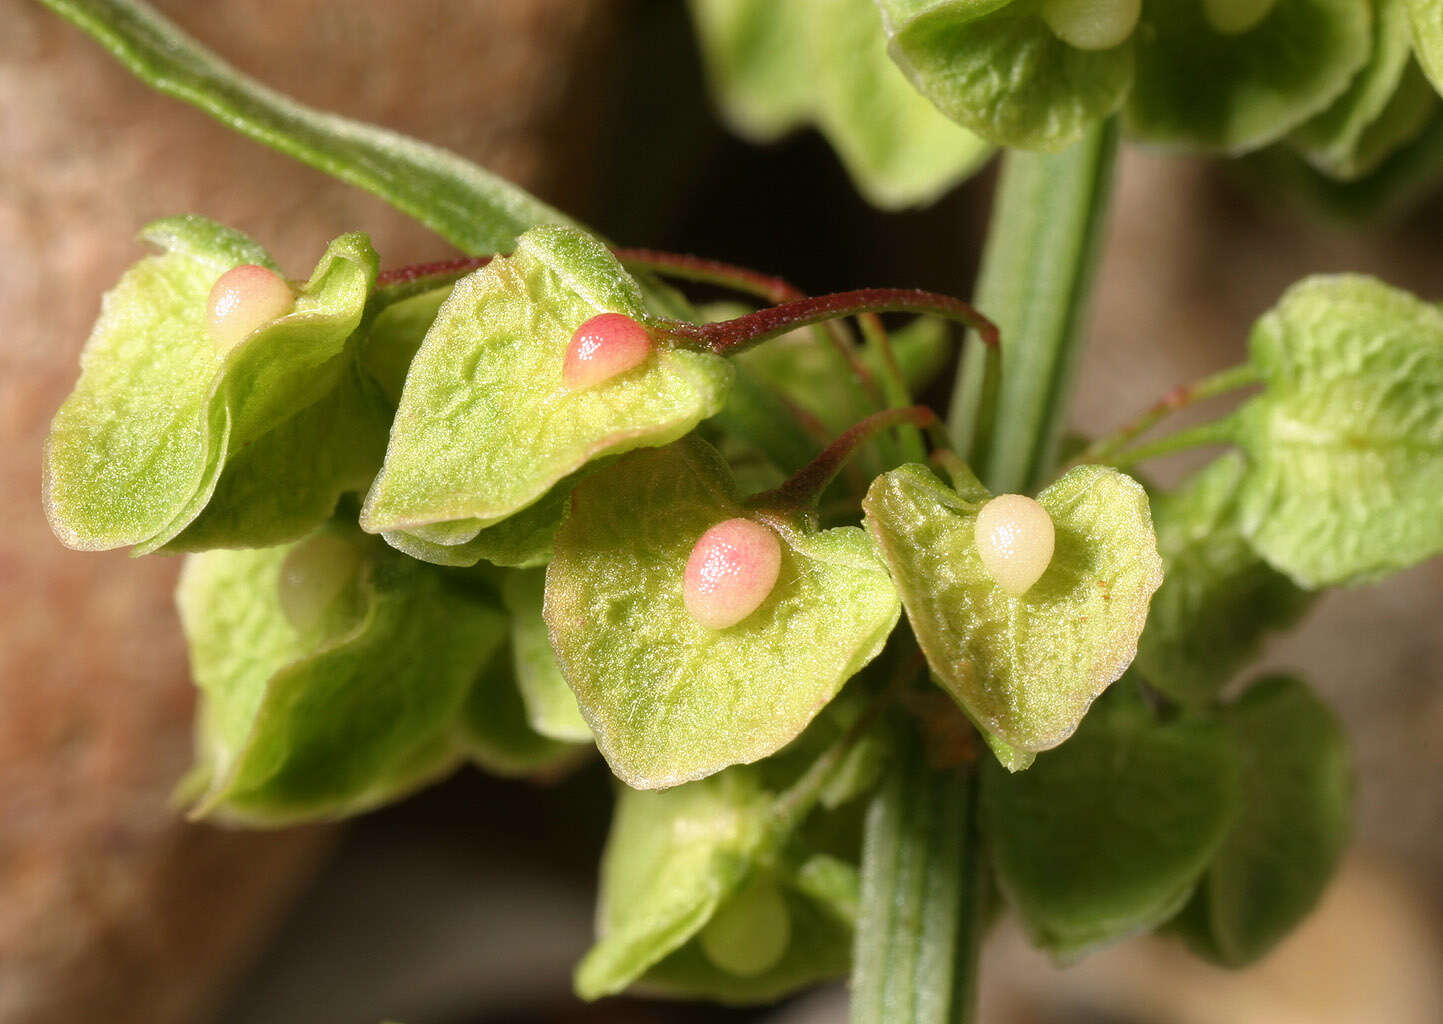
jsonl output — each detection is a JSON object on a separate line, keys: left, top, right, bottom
{"left": 279, "top": 533, "right": 362, "bottom": 634}
{"left": 683, "top": 517, "right": 782, "bottom": 630}
{"left": 975, "top": 493, "right": 1055, "bottom": 597}
{"left": 699, "top": 878, "right": 791, "bottom": 977}
{"left": 206, "top": 264, "right": 294, "bottom": 351}
{"left": 1202, "top": 0, "right": 1279, "bottom": 34}
{"left": 1040, "top": 0, "right": 1141, "bottom": 50}
{"left": 563, "top": 312, "right": 653, "bottom": 390}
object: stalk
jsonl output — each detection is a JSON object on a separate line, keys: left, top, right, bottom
{"left": 949, "top": 120, "right": 1120, "bottom": 494}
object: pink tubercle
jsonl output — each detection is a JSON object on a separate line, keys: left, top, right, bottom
{"left": 206, "top": 264, "right": 294, "bottom": 351}
{"left": 683, "top": 517, "right": 783, "bottom": 631}
{"left": 563, "top": 313, "right": 652, "bottom": 390}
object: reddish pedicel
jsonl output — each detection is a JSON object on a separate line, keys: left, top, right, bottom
{"left": 683, "top": 517, "right": 783, "bottom": 630}
{"left": 563, "top": 312, "right": 653, "bottom": 389}
{"left": 206, "top": 264, "right": 294, "bottom": 350}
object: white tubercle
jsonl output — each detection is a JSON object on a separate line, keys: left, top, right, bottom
{"left": 563, "top": 312, "right": 653, "bottom": 390}
{"left": 975, "top": 493, "right": 1055, "bottom": 597}
{"left": 278, "top": 533, "right": 362, "bottom": 633}
{"left": 205, "top": 264, "right": 294, "bottom": 351}
{"left": 699, "top": 878, "right": 792, "bottom": 977}
{"left": 683, "top": 517, "right": 783, "bottom": 631}
{"left": 1040, "top": 0, "right": 1141, "bottom": 50}
{"left": 1202, "top": 0, "right": 1279, "bottom": 34}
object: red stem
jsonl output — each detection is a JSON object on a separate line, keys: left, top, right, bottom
{"left": 656, "top": 289, "right": 999, "bottom": 356}
{"left": 376, "top": 255, "right": 490, "bottom": 288}
{"left": 751, "top": 406, "right": 939, "bottom": 510}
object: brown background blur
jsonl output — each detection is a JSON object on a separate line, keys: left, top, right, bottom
{"left": 2, "top": 2, "right": 1441, "bottom": 1022}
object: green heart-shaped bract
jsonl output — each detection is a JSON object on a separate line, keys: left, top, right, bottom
{"left": 177, "top": 527, "right": 505, "bottom": 825}
{"left": 1236, "top": 274, "right": 1443, "bottom": 587}
{"left": 360, "top": 225, "right": 732, "bottom": 560}
{"left": 546, "top": 438, "right": 900, "bottom": 789}
{"left": 1127, "top": 0, "right": 1372, "bottom": 153}
{"left": 863, "top": 462, "right": 1162, "bottom": 752}
{"left": 575, "top": 764, "right": 852, "bottom": 1002}
{"left": 876, "top": 0, "right": 1134, "bottom": 152}
{"left": 1410, "top": 0, "right": 1443, "bottom": 94}
{"left": 1137, "top": 454, "right": 1312, "bottom": 707}
{"left": 981, "top": 694, "right": 1238, "bottom": 959}
{"left": 1176, "top": 675, "right": 1351, "bottom": 966}
{"left": 1290, "top": 0, "right": 1437, "bottom": 181}
{"left": 44, "top": 216, "right": 377, "bottom": 553}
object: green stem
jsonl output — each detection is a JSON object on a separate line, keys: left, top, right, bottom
{"left": 851, "top": 733, "right": 986, "bottom": 1024}
{"left": 1100, "top": 416, "right": 1241, "bottom": 469}
{"left": 1077, "top": 362, "right": 1260, "bottom": 465}
{"left": 949, "top": 120, "right": 1120, "bottom": 494}
{"left": 859, "top": 313, "right": 927, "bottom": 464}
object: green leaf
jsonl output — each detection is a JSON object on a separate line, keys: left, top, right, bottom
{"left": 1410, "top": 0, "right": 1443, "bottom": 94}
{"left": 863, "top": 463, "right": 1162, "bottom": 752}
{"left": 575, "top": 764, "right": 853, "bottom": 1003}
{"left": 40, "top": 0, "right": 571, "bottom": 256}
{"left": 502, "top": 569, "right": 592, "bottom": 743}
{"left": 811, "top": 0, "right": 992, "bottom": 208}
{"left": 981, "top": 694, "right": 1239, "bottom": 958}
{"left": 690, "top": 0, "right": 815, "bottom": 141}
{"left": 1291, "top": 0, "right": 1436, "bottom": 180}
{"left": 1177, "top": 675, "right": 1352, "bottom": 966}
{"left": 546, "top": 439, "right": 900, "bottom": 788}
{"left": 876, "top": 0, "right": 1134, "bottom": 151}
{"left": 1136, "top": 453, "right": 1313, "bottom": 706}
{"left": 176, "top": 527, "right": 506, "bottom": 825}
{"left": 1126, "top": 0, "right": 1373, "bottom": 153}
{"left": 44, "top": 217, "right": 376, "bottom": 553}
{"left": 361, "top": 226, "right": 732, "bottom": 553}
{"left": 1237, "top": 274, "right": 1443, "bottom": 586}
{"left": 851, "top": 736, "right": 986, "bottom": 1024}
{"left": 455, "top": 642, "right": 586, "bottom": 778}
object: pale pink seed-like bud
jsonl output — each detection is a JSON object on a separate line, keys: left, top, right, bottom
{"left": 206, "top": 264, "right": 294, "bottom": 351}
{"left": 683, "top": 517, "right": 783, "bottom": 630}
{"left": 562, "top": 312, "right": 652, "bottom": 389}
{"left": 975, "top": 493, "right": 1055, "bottom": 597}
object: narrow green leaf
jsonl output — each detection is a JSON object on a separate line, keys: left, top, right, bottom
{"left": 1237, "top": 274, "right": 1443, "bottom": 586}
{"left": 949, "top": 122, "right": 1118, "bottom": 494}
{"left": 40, "top": 0, "right": 572, "bottom": 255}
{"left": 44, "top": 217, "right": 375, "bottom": 553}
{"left": 177, "top": 527, "right": 505, "bottom": 825}
{"left": 362, "top": 226, "right": 732, "bottom": 552}
{"left": 1126, "top": 0, "right": 1372, "bottom": 153}
{"left": 1177, "top": 675, "right": 1352, "bottom": 966}
{"left": 981, "top": 694, "right": 1239, "bottom": 959}
{"left": 1137, "top": 453, "right": 1313, "bottom": 706}
{"left": 546, "top": 439, "right": 900, "bottom": 789}
{"left": 502, "top": 569, "right": 592, "bottom": 743}
{"left": 863, "top": 463, "right": 1162, "bottom": 752}
{"left": 876, "top": 0, "right": 1134, "bottom": 151}
{"left": 851, "top": 736, "right": 983, "bottom": 1024}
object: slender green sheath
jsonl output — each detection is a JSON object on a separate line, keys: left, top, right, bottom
{"left": 949, "top": 121, "right": 1119, "bottom": 494}
{"left": 39, "top": 0, "right": 572, "bottom": 256}
{"left": 851, "top": 734, "right": 985, "bottom": 1024}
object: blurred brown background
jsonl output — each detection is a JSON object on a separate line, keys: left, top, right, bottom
{"left": 2, "top": 2, "right": 1441, "bottom": 1022}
